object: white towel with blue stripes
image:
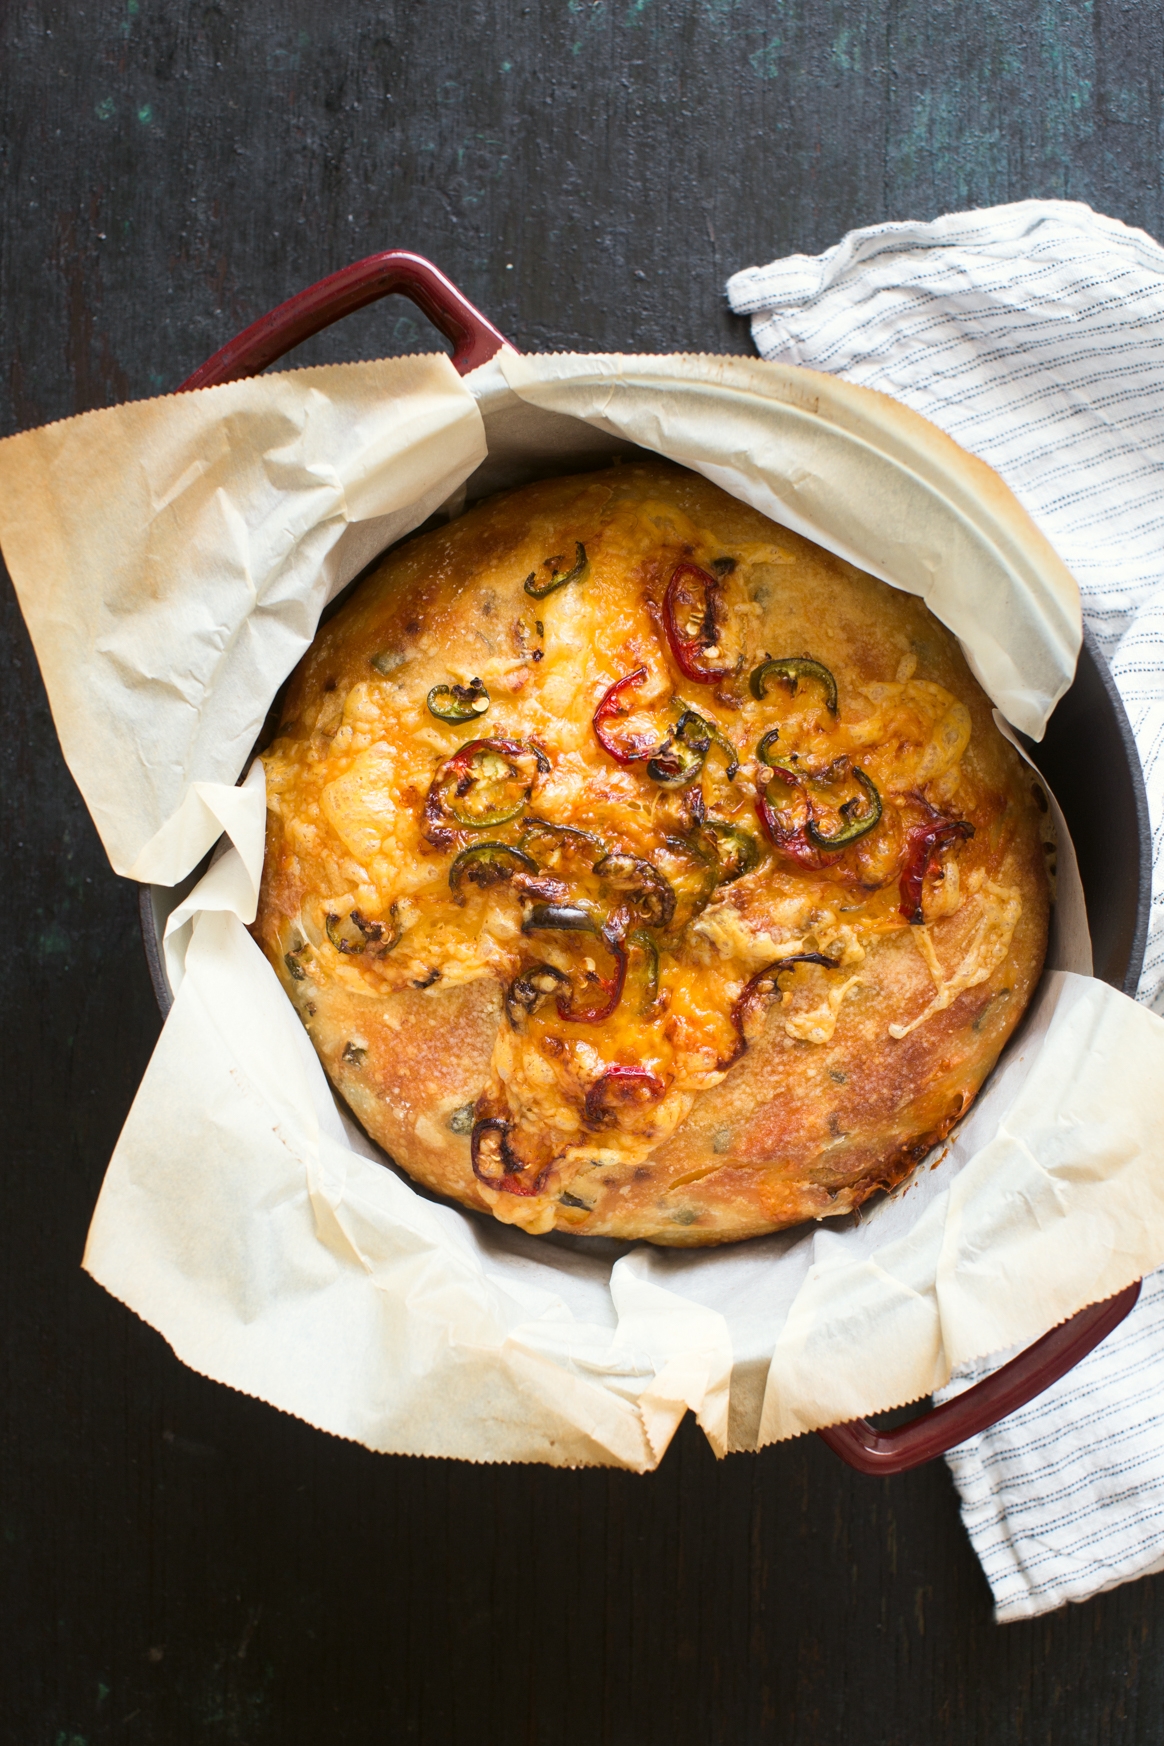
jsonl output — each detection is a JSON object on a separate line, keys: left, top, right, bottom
{"left": 728, "top": 200, "right": 1164, "bottom": 1622}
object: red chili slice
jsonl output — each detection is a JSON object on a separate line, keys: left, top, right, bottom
{"left": 898, "top": 817, "right": 975, "bottom": 923}
{"left": 520, "top": 903, "right": 630, "bottom": 1023}
{"left": 663, "top": 563, "right": 734, "bottom": 684}
{"left": 584, "top": 1066, "right": 665, "bottom": 1128}
{"left": 754, "top": 763, "right": 842, "bottom": 872}
{"left": 557, "top": 918, "right": 629, "bottom": 1024}
{"left": 470, "top": 1117, "right": 550, "bottom": 1197}
{"left": 592, "top": 667, "right": 668, "bottom": 764}
{"left": 730, "top": 953, "right": 840, "bottom": 1056}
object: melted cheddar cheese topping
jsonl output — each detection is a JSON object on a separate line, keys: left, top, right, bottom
{"left": 258, "top": 464, "right": 1040, "bottom": 1236}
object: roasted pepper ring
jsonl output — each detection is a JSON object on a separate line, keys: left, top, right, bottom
{"left": 805, "top": 767, "right": 883, "bottom": 850}
{"left": 425, "top": 736, "right": 550, "bottom": 842}
{"left": 584, "top": 1066, "right": 666, "bottom": 1128}
{"left": 899, "top": 815, "right": 975, "bottom": 923}
{"left": 663, "top": 562, "right": 735, "bottom": 684}
{"left": 470, "top": 1117, "right": 551, "bottom": 1197}
{"left": 449, "top": 842, "right": 538, "bottom": 895}
{"left": 749, "top": 655, "right": 839, "bottom": 714}
{"left": 524, "top": 541, "right": 589, "bottom": 600}
{"left": 731, "top": 953, "right": 840, "bottom": 1055}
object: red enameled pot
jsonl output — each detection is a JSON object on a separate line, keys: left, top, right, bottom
{"left": 141, "top": 250, "right": 1150, "bottom": 1476}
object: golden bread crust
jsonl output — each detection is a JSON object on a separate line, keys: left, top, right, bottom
{"left": 254, "top": 461, "right": 1050, "bottom": 1244}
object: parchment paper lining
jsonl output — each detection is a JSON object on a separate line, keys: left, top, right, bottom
{"left": 1, "top": 349, "right": 1162, "bottom": 1469}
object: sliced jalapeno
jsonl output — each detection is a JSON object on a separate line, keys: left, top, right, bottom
{"left": 521, "top": 903, "right": 601, "bottom": 936}
{"left": 520, "top": 816, "right": 607, "bottom": 869}
{"left": 656, "top": 835, "right": 718, "bottom": 931}
{"left": 755, "top": 763, "right": 840, "bottom": 872}
{"left": 427, "top": 677, "right": 490, "bottom": 724}
{"left": 648, "top": 739, "right": 705, "bottom": 788}
{"left": 592, "top": 853, "right": 676, "bottom": 929}
{"left": 369, "top": 648, "right": 406, "bottom": 676}
{"left": 647, "top": 710, "right": 715, "bottom": 788}
{"left": 449, "top": 842, "right": 538, "bottom": 895}
{"left": 704, "top": 819, "right": 762, "bottom": 884}
{"left": 471, "top": 1117, "right": 550, "bottom": 1197}
{"left": 524, "top": 541, "right": 589, "bottom": 600}
{"left": 899, "top": 814, "right": 975, "bottom": 923}
{"left": 756, "top": 727, "right": 782, "bottom": 767}
{"left": 592, "top": 667, "right": 667, "bottom": 765}
{"left": 521, "top": 905, "right": 629, "bottom": 1023}
{"left": 805, "top": 768, "right": 882, "bottom": 850}
{"left": 673, "top": 702, "right": 739, "bottom": 780}
{"left": 663, "top": 563, "right": 734, "bottom": 683}
{"left": 430, "top": 737, "right": 547, "bottom": 832}
{"left": 325, "top": 904, "right": 401, "bottom": 956}
{"left": 505, "top": 963, "right": 571, "bottom": 1028}
{"left": 749, "top": 655, "right": 839, "bottom": 714}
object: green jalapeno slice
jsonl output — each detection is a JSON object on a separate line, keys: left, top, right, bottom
{"left": 673, "top": 702, "right": 740, "bottom": 779}
{"left": 749, "top": 655, "right": 839, "bottom": 714}
{"left": 647, "top": 710, "right": 719, "bottom": 788}
{"left": 427, "top": 677, "right": 490, "bottom": 724}
{"left": 731, "top": 953, "right": 840, "bottom": 1051}
{"left": 704, "top": 819, "right": 762, "bottom": 884}
{"left": 592, "top": 853, "right": 676, "bottom": 929}
{"left": 325, "top": 904, "right": 401, "bottom": 956}
{"left": 756, "top": 727, "right": 782, "bottom": 767}
{"left": 524, "top": 541, "right": 589, "bottom": 600}
{"left": 432, "top": 737, "right": 547, "bottom": 831}
{"left": 520, "top": 816, "right": 607, "bottom": 870}
{"left": 449, "top": 842, "right": 538, "bottom": 895}
{"left": 655, "top": 835, "right": 718, "bottom": 932}
{"left": 805, "top": 767, "right": 882, "bottom": 849}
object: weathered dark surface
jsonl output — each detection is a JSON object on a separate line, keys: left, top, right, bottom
{"left": 4, "top": 2, "right": 1164, "bottom": 1741}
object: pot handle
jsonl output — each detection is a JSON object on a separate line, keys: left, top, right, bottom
{"left": 816, "top": 1278, "right": 1141, "bottom": 1475}
{"left": 178, "top": 250, "right": 512, "bottom": 391}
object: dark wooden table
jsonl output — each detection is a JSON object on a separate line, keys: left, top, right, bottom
{"left": 5, "top": 3, "right": 1164, "bottom": 1740}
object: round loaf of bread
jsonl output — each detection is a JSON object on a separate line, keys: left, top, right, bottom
{"left": 254, "top": 460, "right": 1050, "bottom": 1245}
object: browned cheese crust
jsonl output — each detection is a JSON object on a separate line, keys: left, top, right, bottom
{"left": 254, "top": 461, "right": 1051, "bottom": 1245}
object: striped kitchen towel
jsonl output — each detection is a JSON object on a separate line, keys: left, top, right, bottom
{"left": 728, "top": 200, "right": 1164, "bottom": 1622}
